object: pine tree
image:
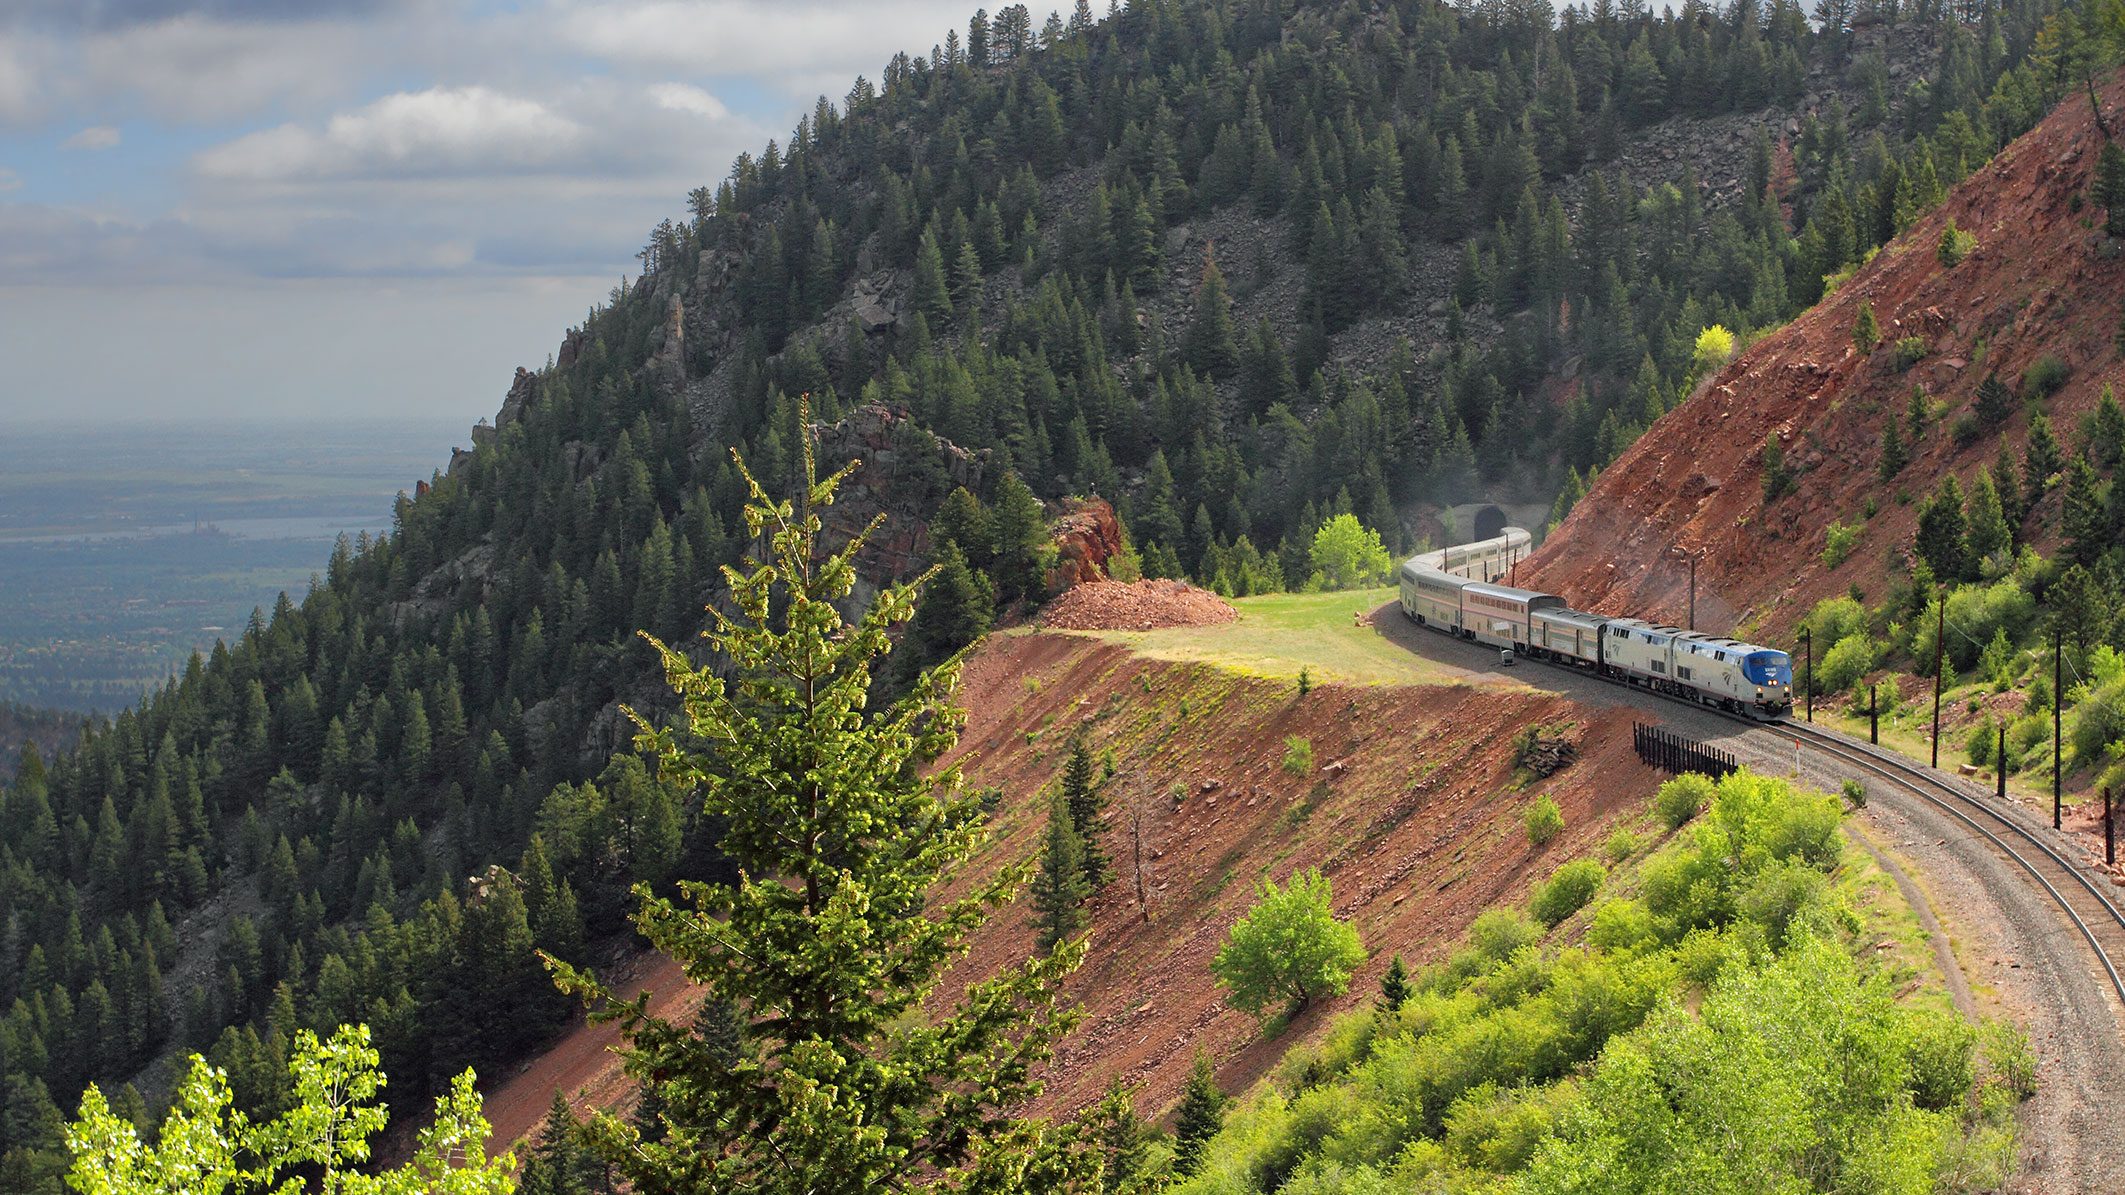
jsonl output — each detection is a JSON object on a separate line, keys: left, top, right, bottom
{"left": 1878, "top": 408, "right": 1908, "bottom": 480}
{"left": 1965, "top": 471, "right": 2010, "bottom": 566}
{"left": 990, "top": 470, "right": 1050, "bottom": 606}
{"left": 895, "top": 543, "right": 995, "bottom": 685}
{"left": 1059, "top": 731, "right": 1109, "bottom": 886}
{"left": 1172, "top": 1051, "right": 1227, "bottom": 1176}
{"left": 1030, "top": 792, "right": 1092, "bottom": 952}
{"left": 1914, "top": 473, "right": 1970, "bottom": 581}
{"left": 1378, "top": 954, "right": 1410, "bottom": 1012}
{"left": 1183, "top": 247, "right": 1239, "bottom": 378}
{"left": 2064, "top": 455, "right": 2106, "bottom": 565}
{"left": 548, "top": 420, "right": 1104, "bottom": 1192}
{"left": 2027, "top": 412, "right": 2065, "bottom": 490}
{"left": 912, "top": 229, "right": 953, "bottom": 328}
{"left": 2098, "top": 141, "right": 2125, "bottom": 238}
{"left": 1974, "top": 372, "right": 2014, "bottom": 427}
{"left": 1853, "top": 302, "right": 1880, "bottom": 354}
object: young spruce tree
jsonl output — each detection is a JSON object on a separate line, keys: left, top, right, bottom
{"left": 549, "top": 411, "right": 1105, "bottom": 1193}
{"left": 1060, "top": 730, "right": 1110, "bottom": 885}
{"left": 1030, "top": 792, "right": 1092, "bottom": 951}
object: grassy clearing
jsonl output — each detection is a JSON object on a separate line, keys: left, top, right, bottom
{"left": 1061, "top": 587, "right": 1489, "bottom": 687}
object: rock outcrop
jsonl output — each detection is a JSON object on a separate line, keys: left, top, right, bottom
{"left": 1045, "top": 498, "right": 1123, "bottom": 595}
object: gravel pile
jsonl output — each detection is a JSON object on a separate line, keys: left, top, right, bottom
{"left": 1042, "top": 580, "right": 1238, "bottom": 631}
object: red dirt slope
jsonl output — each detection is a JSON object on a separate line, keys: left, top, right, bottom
{"left": 469, "top": 631, "right": 1657, "bottom": 1149}
{"left": 1523, "top": 73, "right": 2125, "bottom": 637}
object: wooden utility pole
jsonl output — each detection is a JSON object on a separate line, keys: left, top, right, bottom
{"left": 1802, "top": 626, "right": 1813, "bottom": 723}
{"left": 1996, "top": 725, "right": 2006, "bottom": 800}
{"left": 2054, "top": 623, "right": 2064, "bottom": 831}
{"left": 1930, "top": 592, "right": 1946, "bottom": 770}
{"left": 2108, "top": 786, "right": 2116, "bottom": 868}
{"left": 1868, "top": 682, "right": 1878, "bottom": 745}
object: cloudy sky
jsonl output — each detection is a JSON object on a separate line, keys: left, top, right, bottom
{"left": 0, "top": 0, "right": 976, "bottom": 426}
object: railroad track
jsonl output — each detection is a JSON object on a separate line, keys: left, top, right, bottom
{"left": 1762, "top": 716, "right": 2125, "bottom": 1013}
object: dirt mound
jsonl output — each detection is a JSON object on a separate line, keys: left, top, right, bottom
{"left": 1525, "top": 70, "right": 2125, "bottom": 639}
{"left": 1041, "top": 579, "right": 1237, "bottom": 630}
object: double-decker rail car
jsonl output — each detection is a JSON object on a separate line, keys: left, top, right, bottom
{"left": 1463, "top": 582, "right": 1564, "bottom": 649}
{"left": 1530, "top": 607, "right": 1607, "bottom": 667}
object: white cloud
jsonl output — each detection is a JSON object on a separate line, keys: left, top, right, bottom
{"left": 556, "top": 0, "right": 975, "bottom": 91}
{"left": 0, "top": 38, "right": 46, "bottom": 125}
{"left": 63, "top": 124, "right": 121, "bottom": 149}
{"left": 650, "top": 82, "right": 728, "bottom": 120}
{"left": 195, "top": 86, "right": 585, "bottom": 181}
{"left": 78, "top": 15, "right": 379, "bottom": 122}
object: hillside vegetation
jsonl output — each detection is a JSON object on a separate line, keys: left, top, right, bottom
{"left": 0, "top": 0, "right": 2099, "bottom": 1186}
{"left": 1172, "top": 771, "right": 2027, "bottom": 1194}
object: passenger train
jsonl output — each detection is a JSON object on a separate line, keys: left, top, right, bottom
{"left": 1397, "top": 528, "right": 1794, "bottom": 719}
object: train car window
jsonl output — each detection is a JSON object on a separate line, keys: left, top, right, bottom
{"left": 1677, "top": 666, "right": 1692, "bottom": 680}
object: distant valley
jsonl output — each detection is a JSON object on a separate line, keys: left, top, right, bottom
{"left": 0, "top": 419, "right": 469, "bottom": 711}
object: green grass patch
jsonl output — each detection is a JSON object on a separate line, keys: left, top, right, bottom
{"left": 1063, "top": 587, "right": 1486, "bottom": 687}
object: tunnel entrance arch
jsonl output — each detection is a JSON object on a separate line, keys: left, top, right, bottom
{"left": 1470, "top": 504, "right": 1508, "bottom": 541}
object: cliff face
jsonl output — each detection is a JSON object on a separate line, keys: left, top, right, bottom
{"left": 1522, "top": 72, "right": 2125, "bottom": 638}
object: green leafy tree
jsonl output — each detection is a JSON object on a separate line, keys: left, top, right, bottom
{"left": 1211, "top": 869, "right": 1365, "bottom": 1016}
{"left": 548, "top": 425, "right": 1101, "bottom": 1193}
{"left": 1029, "top": 793, "right": 1092, "bottom": 952}
{"left": 64, "top": 1024, "right": 511, "bottom": 1195}
{"left": 1308, "top": 514, "right": 1391, "bottom": 591}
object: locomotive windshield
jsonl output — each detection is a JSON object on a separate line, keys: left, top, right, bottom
{"left": 1742, "top": 651, "right": 1791, "bottom": 685}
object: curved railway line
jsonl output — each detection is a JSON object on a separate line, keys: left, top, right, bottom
{"left": 1758, "top": 715, "right": 2125, "bottom": 1014}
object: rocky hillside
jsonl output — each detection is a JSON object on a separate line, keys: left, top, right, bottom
{"left": 469, "top": 626, "right": 1658, "bottom": 1147}
{"left": 1523, "top": 69, "right": 2125, "bottom": 636}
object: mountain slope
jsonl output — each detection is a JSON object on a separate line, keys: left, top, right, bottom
{"left": 1523, "top": 69, "right": 2125, "bottom": 636}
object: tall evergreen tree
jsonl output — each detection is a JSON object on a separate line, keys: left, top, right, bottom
{"left": 549, "top": 426, "right": 1103, "bottom": 1192}
{"left": 1171, "top": 1051, "right": 1227, "bottom": 1177}
{"left": 1182, "top": 247, "right": 1239, "bottom": 379}
{"left": 1059, "top": 731, "right": 1109, "bottom": 886}
{"left": 1029, "top": 792, "right": 1092, "bottom": 952}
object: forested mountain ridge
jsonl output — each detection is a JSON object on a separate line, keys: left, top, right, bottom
{"left": 0, "top": 0, "right": 2088, "bottom": 1186}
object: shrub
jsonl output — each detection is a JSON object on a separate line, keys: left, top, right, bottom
{"left": 1817, "top": 631, "right": 1879, "bottom": 695}
{"left": 1951, "top": 411, "right": 1984, "bottom": 447}
{"left": 1655, "top": 773, "right": 1715, "bottom": 830}
{"left": 1468, "top": 908, "right": 1542, "bottom": 963}
{"left": 1938, "top": 220, "right": 1978, "bottom": 265}
{"left": 1604, "top": 827, "right": 1639, "bottom": 863}
{"left": 1736, "top": 857, "right": 1828, "bottom": 947}
{"left": 1212, "top": 869, "right": 1366, "bottom": 1016}
{"left": 1531, "top": 860, "right": 1606, "bottom": 926}
{"left": 1903, "top": 1012, "right": 1978, "bottom": 1111}
{"left": 1980, "top": 1019, "right": 2038, "bottom": 1100}
{"left": 1282, "top": 735, "right": 1314, "bottom": 775}
{"left": 1524, "top": 795, "right": 1564, "bottom": 846}
{"left": 1587, "top": 898, "right": 1656, "bottom": 951}
{"left": 1841, "top": 778, "right": 1867, "bottom": 809}
{"left": 2070, "top": 679, "right": 2125, "bottom": 771}
{"left": 1891, "top": 336, "right": 1930, "bottom": 370}
{"left": 2022, "top": 353, "right": 2069, "bottom": 398}
{"left": 1820, "top": 520, "right": 1863, "bottom": 567}
{"left": 1803, "top": 595, "right": 1868, "bottom": 650}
